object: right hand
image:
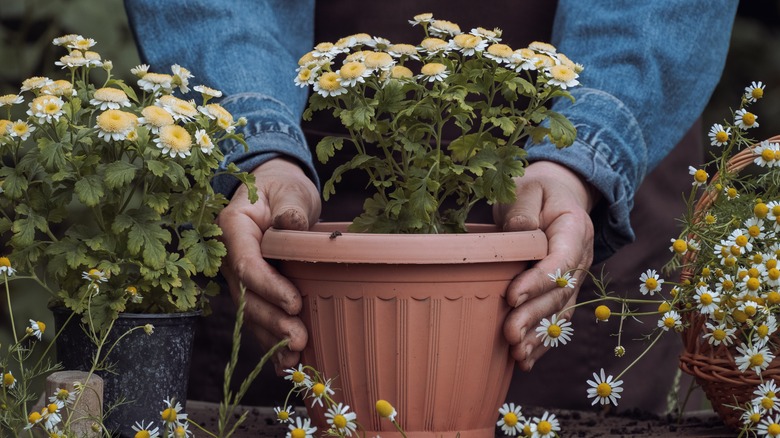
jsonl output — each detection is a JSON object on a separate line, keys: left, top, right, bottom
{"left": 216, "top": 157, "right": 321, "bottom": 374}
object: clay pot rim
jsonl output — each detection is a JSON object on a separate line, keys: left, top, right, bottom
{"left": 261, "top": 222, "right": 548, "bottom": 264}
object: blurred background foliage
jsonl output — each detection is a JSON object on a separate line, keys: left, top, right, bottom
{"left": 0, "top": 0, "right": 780, "bottom": 405}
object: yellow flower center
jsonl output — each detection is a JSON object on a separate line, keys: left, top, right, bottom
{"left": 28, "top": 411, "right": 41, "bottom": 424}
{"left": 727, "top": 187, "right": 738, "bottom": 198}
{"left": 364, "top": 52, "right": 393, "bottom": 69}
{"left": 57, "top": 389, "right": 69, "bottom": 400}
{"left": 753, "top": 88, "right": 764, "bottom": 99}
{"left": 376, "top": 400, "right": 395, "bottom": 418}
{"left": 421, "top": 63, "right": 447, "bottom": 77}
{"left": 291, "top": 428, "right": 305, "bottom": 438}
{"left": 747, "top": 278, "right": 761, "bottom": 291}
{"left": 750, "top": 412, "right": 761, "bottom": 423}
{"left": 663, "top": 317, "right": 676, "bottom": 328}
{"left": 537, "top": 420, "right": 552, "bottom": 435}
{"left": 555, "top": 277, "right": 569, "bottom": 288}
{"left": 340, "top": 62, "right": 367, "bottom": 80}
{"left": 769, "top": 259, "right": 779, "bottom": 269}
{"left": 730, "top": 245, "right": 742, "bottom": 256}
{"left": 453, "top": 33, "right": 482, "bottom": 49}
{"left": 318, "top": 72, "right": 341, "bottom": 91}
{"left": 658, "top": 302, "right": 671, "bottom": 313}
{"left": 522, "top": 424, "right": 532, "bottom": 436}
{"left": 745, "top": 304, "right": 757, "bottom": 317}
{"left": 503, "top": 412, "right": 518, "bottom": 427}
{"left": 3, "top": 373, "right": 14, "bottom": 387}
{"left": 141, "top": 106, "right": 174, "bottom": 127}
{"left": 390, "top": 66, "right": 413, "bottom": 79}
{"left": 487, "top": 43, "right": 514, "bottom": 58}
{"left": 763, "top": 148, "right": 776, "bottom": 162}
{"left": 715, "top": 130, "right": 729, "bottom": 143}
{"left": 87, "top": 269, "right": 102, "bottom": 280}
{"left": 158, "top": 125, "right": 192, "bottom": 153}
{"left": 735, "top": 235, "right": 749, "bottom": 247}
{"left": 672, "top": 239, "right": 687, "bottom": 253}
{"left": 47, "top": 403, "right": 58, "bottom": 414}
{"left": 763, "top": 397, "right": 775, "bottom": 410}
{"left": 431, "top": 19, "right": 461, "bottom": 34}
{"left": 161, "top": 407, "right": 177, "bottom": 422}
{"left": 692, "top": 169, "right": 707, "bottom": 183}
{"left": 550, "top": 64, "right": 576, "bottom": 82}
{"left": 292, "top": 371, "right": 305, "bottom": 384}
{"left": 712, "top": 329, "right": 726, "bottom": 341}
{"left": 645, "top": 278, "right": 658, "bottom": 290}
{"left": 702, "top": 267, "right": 711, "bottom": 277}
{"left": 700, "top": 293, "right": 713, "bottom": 306}
{"left": 546, "top": 324, "right": 562, "bottom": 338}
{"left": 769, "top": 424, "right": 780, "bottom": 437}
{"left": 420, "top": 37, "right": 448, "bottom": 52}
{"left": 94, "top": 87, "right": 128, "bottom": 103}
{"left": 0, "top": 257, "right": 10, "bottom": 268}
{"left": 277, "top": 410, "right": 290, "bottom": 421}
{"left": 755, "top": 203, "right": 769, "bottom": 217}
{"left": 758, "top": 324, "right": 770, "bottom": 338}
{"left": 596, "top": 382, "right": 612, "bottom": 398}
{"left": 750, "top": 353, "right": 765, "bottom": 367}
{"left": 594, "top": 305, "right": 611, "bottom": 321}
{"left": 97, "top": 109, "right": 136, "bottom": 133}
{"left": 768, "top": 291, "right": 780, "bottom": 305}
{"left": 333, "top": 414, "right": 347, "bottom": 429}
{"left": 722, "top": 279, "right": 734, "bottom": 290}
{"left": 35, "top": 321, "right": 46, "bottom": 334}
{"left": 135, "top": 431, "right": 151, "bottom": 438}
{"left": 742, "top": 112, "right": 756, "bottom": 126}
{"left": 297, "top": 69, "right": 313, "bottom": 82}
{"left": 312, "top": 383, "right": 325, "bottom": 397}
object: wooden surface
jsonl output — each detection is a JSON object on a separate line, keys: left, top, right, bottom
{"left": 186, "top": 401, "right": 734, "bottom": 437}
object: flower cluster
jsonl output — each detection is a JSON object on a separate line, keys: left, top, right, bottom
{"left": 23, "top": 386, "right": 78, "bottom": 435}
{"left": 0, "top": 35, "right": 256, "bottom": 330}
{"left": 297, "top": 13, "right": 580, "bottom": 233}
{"left": 496, "top": 403, "right": 561, "bottom": 438}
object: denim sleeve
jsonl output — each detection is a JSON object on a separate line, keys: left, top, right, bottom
{"left": 527, "top": 0, "right": 738, "bottom": 262}
{"left": 123, "top": 0, "right": 318, "bottom": 196}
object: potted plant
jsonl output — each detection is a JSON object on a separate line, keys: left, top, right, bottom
{"left": 260, "top": 14, "right": 580, "bottom": 438}
{"left": 0, "top": 34, "right": 256, "bottom": 436}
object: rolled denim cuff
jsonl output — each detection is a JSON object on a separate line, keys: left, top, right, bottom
{"left": 212, "top": 92, "right": 319, "bottom": 197}
{"left": 525, "top": 87, "right": 646, "bottom": 263}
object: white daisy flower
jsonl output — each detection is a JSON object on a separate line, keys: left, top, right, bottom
{"left": 545, "top": 64, "right": 579, "bottom": 89}
{"left": 90, "top": 87, "right": 131, "bottom": 110}
{"left": 28, "top": 320, "right": 46, "bottom": 340}
{"left": 52, "top": 34, "right": 82, "bottom": 47}
{"left": 54, "top": 52, "right": 90, "bottom": 69}
{"left": 283, "top": 364, "right": 312, "bottom": 388}
{"left": 408, "top": 13, "right": 433, "bottom": 26}
{"left": 81, "top": 268, "right": 108, "bottom": 283}
{"left": 753, "top": 380, "right": 780, "bottom": 413}
{"left": 2, "top": 371, "right": 15, "bottom": 389}
{"left": 194, "top": 129, "right": 215, "bottom": 154}
{"left": 338, "top": 61, "right": 371, "bottom": 88}
{"left": 274, "top": 405, "right": 294, "bottom": 423}
{"left": 742, "top": 404, "right": 764, "bottom": 426}
{"left": 137, "top": 72, "right": 174, "bottom": 93}
{"left": 756, "top": 413, "right": 780, "bottom": 437}
{"left": 639, "top": 269, "right": 664, "bottom": 295}
{"left": 419, "top": 37, "right": 450, "bottom": 55}
{"left": 95, "top": 109, "right": 137, "bottom": 142}
{"left": 420, "top": 62, "right": 449, "bottom": 82}
{"left": 694, "top": 285, "right": 720, "bottom": 315}
{"left": 132, "top": 421, "right": 161, "bottom": 438}
{"left": 735, "top": 343, "right": 775, "bottom": 375}
{"left": 496, "top": 403, "right": 524, "bottom": 436}
{"left": 171, "top": 64, "right": 193, "bottom": 93}
{"left": 131, "top": 64, "right": 150, "bottom": 77}
{"left": 286, "top": 416, "right": 317, "bottom": 438}
{"left": 735, "top": 108, "right": 759, "bottom": 130}
{"left": 67, "top": 36, "right": 96, "bottom": 51}
{"left": 157, "top": 95, "right": 198, "bottom": 122}
{"left": 745, "top": 217, "right": 769, "bottom": 241}
{"left": 160, "top": 397, "right": 188, "bottom": 424}
{"left": 702, "top": 322, "right": 736, "bottom": 346}
{"left": 745, "top": 81, "right": 765, "bottom": 103}
{"left": 0, "top": 94, "right": 23, "bottom": 107}
{"left": 42, "top": 402, "right": 62, "bottom": 431}
{"left": 708, "top": 123, "right": 731, "bottom": 147}
{"left": 49, "top": 388, "right": 76, "bottom": 406}
{"left": 154, "top": 125, "right": 193, "bottom": 159}
{"left": 428, "top": 19, "right": 462, "bottom": 38}
{"left": 754, "top": 140, "right": 780, "bottom": 168}
{"left": 312, "top": 42, "right": 347, "bottom": 60}
{"left": 325, "top": 403, "right": 358, "bottom": 436}
{"left": 313, "top": 72, "right": 347, "bottom": 97}
{"left": 27, "top": 95, "right": 65, "bottom": 124}
{"left": 586, "top": 368, "right": 624, "bottom": 406}
{"left": 529, "top": 411, "right": 560, "bottom": 438}
{"left": 470, "top": 27, "right": 502, "bottom": 43}
{"left": 535, "top": 314, "right": 573, "bottom": 347}
{"left": 450, "top": 33, "right": 488, "bottom": 56}
{"left": 193, "top": 85, "right": 223, "bottom": 98}
{"left": 669, "top": 237, "right": 689, "bottom": 255}
{"left": 308, "top": 379, "right": 335, "bottom": 407}
{"left": 484, "top": 44, "right": 516, "bottom": 65}
{"left": 657, "top": 310, "right": 682, "bottom": 332}
{"left": 753, "top": 315, "right": 778, "bottom": 348}
{"left": 548, "top": 268, "right": 577, "bottom": 289}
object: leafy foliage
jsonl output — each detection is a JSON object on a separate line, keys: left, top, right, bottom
{"left": 300, "top": 16, "right": 579, "bottom": 233}
{"left": 0, "top": 36, "right": 256, "bottom": 331}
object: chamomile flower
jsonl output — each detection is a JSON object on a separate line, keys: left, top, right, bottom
{"left": 753, "top": 380, "right": 780, "bottom": 413}
{"left": 54, "top": 52, "right": 89, "bottom": 68}
{"left": 49, "top": 388, "right": 76, "bottom": 406}
{"left": 496, "top": 403, "right": 524, "bottom": 436}
{"left": 90, "top": 87, "right": 131, "bottom": 110}
{"left": 363, "top": 52, "right": 394, "bottom": 72}
{"left": 82, "top": 268, "right": 108, "bottom": 283}
{"left": 27, "top": 95, "right": 65, "bottom": 124}
{"left": 193, "top": 84, "right": 222, "bottom": 99}
{"left": 745, "top": 81, "right": 765, "bottom": 103}
{"left": 312, "top": 42, "right": 346, "bottom": 59}
{"left": 309, "top": 379, "right": 335, "bottom": 407}
{"left": 52, "top": 34, "right": 81, "bottom": 47}
{"left": 753, "top": 315, "right": 778, "bottom": 347}
{"left": 756, "top": 413, "right": 780, "bottom": 437}
{"left": 313, "top": 72, "right": 347, "bottom": 97}
{"left": 387, "top": 43, "right": 419, "bottom": 60}
{"left": 586, "top": 368, "right": 624, "bottom": 406}
{"left": 471, "top": 26, "right": 502, "bottom": 43}
{"left": 194, "top": 129, "right": 215, "bottom": 154}
{"left": 754, "top": 140, "right": 780, "bottom": 168}
{"left": 694, "top": 286, "right": 720, "bottom": 315}
{"left": 325, "top": 403, "right": 358, "bottom": 436}
{"left": 198, "top": 103, "right": 235, "bottom": 132}
{"left": 154, "top": 125, "right": 193, "bottom": 158}
{"left": 41, "top": 80, "right": 74, "bottom": 97}
{"left": 708, "top": 123, "right": 731, "bottom": 146}
{"left": 95, "top": 109, "right": 137, "bottom": 141}
{"left": 483, "top": 44, "right": 515, "bottom": 65}
{"left": 420, "top": 63, "right": 449, "bottom": 82}
{"left": 294, "top": 68, "right": 317, "bottom": 88}
{"left": 338, "top": 61, "right": 370, "bottom": 87}
{"left": 548, "top": 268, "right": 577, "bottom": 289}
{"left": 131, "top": 64, "right": 150, "bottom": 77}
{"left": 450, "top": 33, "right": 487, "bottom": 56}
{"left": 42, "top": 403, "right": 62, "bottom": 430}
{"left": 67, "top": 36, "right": 96, "bottom": 51}
{"left": 24, "top": 411, "right": 42, "bottom": 430}
{"left": 428, "top": 19, "right": 461, "bottom": 38}
{"left": 535, "top": 314, "right": 573, "bottom": 347}
{"left": 28, "top": 320, "right": 46, "bottom": 340}
{"left": 529, "top": 41, "right": 557, "bottom": 55}
{"left": 529, "top": 411, "right": 560, "bottom": 438}
{"left": 389, "top": 65, "right": 414, "bottom": 80}
{"left": 376, "top": 399, "right": 397, "bottom": 421}
{"left": 8, "top": 120, "right": 35, "bottom": 142}
{"left": 138, "top": 105, "right": 174, "bottom": 134}
{"left": 157, "top": 95, "right": 198, "bottom": 122}
{"left": 735, "top": 343, "right": 774, "bottom": 375}
{"left": 670, "top": 238, "right": 689, "bottom": 255}
{"left": 20, "top": 76, "right": 53, "bottom": 92}
{"left": 657, "top": 310, "right": 682, "bottom": 332}
{"left": 545, "top": 64, "right": 579, "bottom": 89}
{"left": 138, "top": 72, "right": 174, "bottom": 93}
{"left": 639, "top": 269, "right": 664, "bottom": 295}
{"left": 3, "top": 371, "right": 15, "bottom": 388}
{"left": 0, "top": 94, "right": 22, "bottom": 108}
{"left": 171, "top": 64, "right": 193, "bottom": 93}
{"left": 419, "top": 37, "right": 450, "bottom": 55}
{"left": 745, "top": 217, "right": 769, "bottom": 241}
{"left": 284, "top": 364, "right": 313, "bottom": 388}
{"left": 160, "top": 397, "right": 188, "bottom": 424}
{"left": 274, "top": 405, "right": 294, "bottom": 423}
{"left": 287, "top": 416, "right": 317, "bottom": 438}
{"left": 702, "top": 322, "right": 736, "bottom": 346}
{"left": 742, "top": 404, "right": 764, "bottom": 426}
{"left": 688, "top": 166, "right": 709, "bottom": 186}
{"left": 735, "top": 108, "right": 759, "bottom": 130}
{"left": 724, "top": 185, "right": 740, "bottom": 200}
{"left": 408, "top": 13, "right": 434, "bottom": 26}
{"left": 132, "top": 420, "right": 161, "bottom": 438}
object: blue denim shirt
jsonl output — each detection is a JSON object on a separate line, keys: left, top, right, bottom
{"left": 124, "top": 0, "right": 738, "bottom": 262}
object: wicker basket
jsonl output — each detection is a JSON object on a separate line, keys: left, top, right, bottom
{"left": 678, "top": 135, "right": 780, "bottom": 430}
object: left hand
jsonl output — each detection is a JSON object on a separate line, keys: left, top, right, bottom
{"left": 493, "top": 160, "right": 599, "bottom": 371}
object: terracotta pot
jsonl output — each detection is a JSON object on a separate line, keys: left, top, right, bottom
{"left": 261, "top": 223, "right": 547, "bottom": 438}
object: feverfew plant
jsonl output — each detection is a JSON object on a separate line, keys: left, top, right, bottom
{"left": 0, "top": 35, "right": 257, "bottom": 330}
{"left": 298, "top": 13, "right": 580, "bottom": 233}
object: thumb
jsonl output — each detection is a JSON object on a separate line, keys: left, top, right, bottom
{"left": 267, "top": 183, "right": 321, "bottom": 231}
{"left": 495, "top": 179, "right": 543, "bottom": 232}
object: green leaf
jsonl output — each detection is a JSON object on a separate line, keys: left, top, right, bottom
{"left": 340, "top": 105, "right": 376, "bottom": 130}
{"left": 144, "top": 193, "right": 170, "bottom": 214}
{"left": 128, "top": 221, "right": 171, "bottom": 269}
{"left": 315, "top": 136, "right": 344, "bottom": 164}
{"left": 181, "top": 229, "right": 226, "bottom": 277}
{"left": 74, "top": 174, "right": 105, "bottom": 207}
{"left": 171, "top": 277, "right": 199, "bottom": 310}
{"left": 0, "top": 167, "right": 28, "bottom": 200}
{"left": 11, "top": 211, "right": 49, "bottom": 246}
{"left": 547, "top": 110, "right": 578, "bottom": 148}
{"left": 37, "top": 139, "right": 69, "bottom": 171}
{"left": 146, "top": 159, "right": 168, "bottom": 177}
{"left": 103, "top": 160, "right": 137, "bottom": 190}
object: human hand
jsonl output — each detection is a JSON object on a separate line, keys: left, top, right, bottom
{"left": 493, "top": 161, "right": 598, "bottom": 371}
{"left": 216, "top": 157, "right": 321, "bottom": 374}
